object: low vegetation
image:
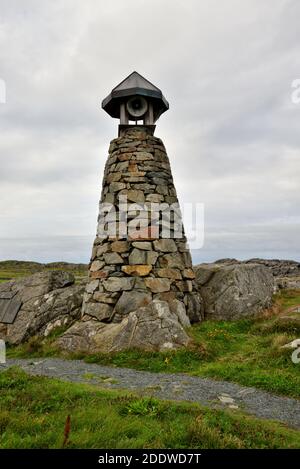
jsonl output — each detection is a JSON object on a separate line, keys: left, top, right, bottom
{"left": 0, "top": 260, "right": 87, "bottom": 284}
{"left": 0, "top": 368, "right": 300, "bottom": 449}
{"left": 7, "top": 289, "right": 300, "bottom": 399}
{"left": 2, "top": 264, "right": 300, "bottom": 398}
{"left": 2, "top": 264, "right": 300, "bottom": 448}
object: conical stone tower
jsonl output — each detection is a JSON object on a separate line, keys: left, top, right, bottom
{"left": 58, "top": 73, "right": 203, "bottom": 354}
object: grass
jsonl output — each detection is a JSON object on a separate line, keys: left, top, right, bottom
{"left": 0, "top": 260, "right": 87, "bottom": 284}
{"left": 79, "top": 289, "right": 299, "bottom": 399}
{"left": 79, "top": 323, "right": 300, "bottom": 399}
{"left": 0, "top": 367, "right": 300, "bottom": 449}
{"left": 274, "top": 288, "right": 300, "bottom": 310}
{"left": 7, "top": 289, "right": 300, "bottom": 399}
{"left": 0, "top": 270, "right": 31, "bottom": 283}
{"left": 4, "top": 258, "right": 300, "bottom": 400}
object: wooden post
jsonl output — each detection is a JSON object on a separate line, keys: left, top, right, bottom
{"left": 144, "top": 102, "right": 154, "bottom": 125}
{"left": 120, "top": 102, "right": 128, "bottom": 125}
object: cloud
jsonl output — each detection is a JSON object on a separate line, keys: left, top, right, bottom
{"left": 0, "top": 0, "right": 299, "bottom": 262}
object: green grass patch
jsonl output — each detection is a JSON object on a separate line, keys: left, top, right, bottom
{"left": 0, "top": 367, "right": 300, "bottom": 449}
{"left": 0, "top": 270, "right": 30, "bottom": 283}
{"left": 6, "top": 289, "right": 300, "bottom": 400}
{"left": 274, "top": 289, "right": 300, "bottom": 310}
{"left": 76, "top": 311, "right": 300, "bottom": 399}
{"left": 0, "top": 260, "right": 87, "bottom": 284}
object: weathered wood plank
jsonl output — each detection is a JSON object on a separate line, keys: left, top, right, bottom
{"left": 0, "top": 295, "right": 22, "bottom": 324}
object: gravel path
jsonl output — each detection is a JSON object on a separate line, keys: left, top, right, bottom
{"left": 1, "top": 358, "right": 300, "bottom": 430}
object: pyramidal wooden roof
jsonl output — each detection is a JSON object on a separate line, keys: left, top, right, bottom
{"left": 112, "top": 71, "right": 161, "bottom": 93}
{"left": 102, "top": 71, "right": 169, "bottom": 120}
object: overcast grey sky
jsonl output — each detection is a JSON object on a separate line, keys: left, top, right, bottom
{"left": 0, "top": 0, "right": 299, "bottom": 264}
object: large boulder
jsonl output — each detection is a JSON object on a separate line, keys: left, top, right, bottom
{"left": 214, "top": 258, "right": 300, "bottom": 278}
{"left": 214, "top": 258, "right": 300, "bottom": 290}
{"left": 194, "top": 263, "right": 274, "bottom": 320}
{"left": 56, "top": 299, "right": 191, "bottom": 353}
{"left": 0, "top": 271, "right": 85, "bottom": 344}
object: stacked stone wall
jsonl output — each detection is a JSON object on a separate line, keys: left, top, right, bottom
{"left": 82, "top": 126, "right": 203, "bottom": 324}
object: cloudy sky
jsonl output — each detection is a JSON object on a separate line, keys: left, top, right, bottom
{"left": 0, "top": 0, "right": 299, "bottom": 264}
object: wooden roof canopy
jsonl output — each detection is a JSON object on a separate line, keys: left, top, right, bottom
{"left": 102, "top": 71, "right": 169, "bottom": 123}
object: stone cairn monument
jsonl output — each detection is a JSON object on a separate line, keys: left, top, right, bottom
{"left": 57, "top": 72, "right": 203, "bottom": 353}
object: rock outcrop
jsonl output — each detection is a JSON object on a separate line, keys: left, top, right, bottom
{"left": 275, "top": 277, "right": 300, "bottom": 290}
{"left": 56, "top": 300, "right": 191, "bottom": 353}
{"left": 214, "top": 258, "right": 300, "bottom": 291}
{"left": 215, "top": 258, "right": 300, "bottom": 278}
{"left": 0, "top": 257, "right": 284, "bottom": 349}
{"left": 195, "top": 263, "right": 274, "bottom": 320}
{"left": 0, "top": 271, "right": 85, "bottom": 344}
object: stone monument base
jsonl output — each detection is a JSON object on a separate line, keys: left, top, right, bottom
{"left": 56, "top": 299, "right": 191, "bottom": 353}
{"left": 57, "top": 126, "right": 203, "bottom": 353}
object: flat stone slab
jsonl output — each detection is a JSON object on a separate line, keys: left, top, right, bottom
{"left": 0, "top": 292, "right": 22, "bottom": 324}
{"left": 1, "top": 358, "right": 300, "bottom": 430}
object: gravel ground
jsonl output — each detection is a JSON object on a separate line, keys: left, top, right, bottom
{"left": 1, "top": 358, "right": 300, "bottom": 430}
